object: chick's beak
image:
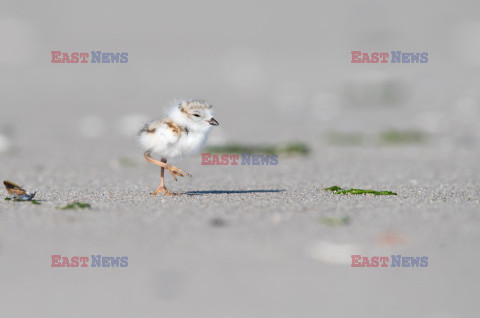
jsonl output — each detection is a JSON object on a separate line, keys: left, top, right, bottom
{"left": 207, "top": 118, "right": 219, "bottom": 126}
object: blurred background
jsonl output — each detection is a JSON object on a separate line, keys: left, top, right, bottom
{"left": 1, "top": 1, "right": 480, "bottom": 318}
{"left": 1, "top": 0, "right": 480, "bottom": 157}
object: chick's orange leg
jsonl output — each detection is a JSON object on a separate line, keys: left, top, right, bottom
{"left": 143, "top": 151, "right": 192, "bottom": 177}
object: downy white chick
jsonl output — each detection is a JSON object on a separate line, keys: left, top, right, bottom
{"left": 138, "top": 99, "right": 219, "bottom": 195}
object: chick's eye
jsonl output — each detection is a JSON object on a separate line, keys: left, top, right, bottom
{"left": 193, "top": 114, "right": 201, "bottom": 117}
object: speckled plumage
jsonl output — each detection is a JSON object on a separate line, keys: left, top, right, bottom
{"left": 138, "top": 99, "right": 218, "bottom": 159}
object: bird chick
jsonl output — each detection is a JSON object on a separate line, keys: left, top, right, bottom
{"left": 138, "top": 99, "right": 219, "bottom": 195}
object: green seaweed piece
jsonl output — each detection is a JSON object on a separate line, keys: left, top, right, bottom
{"left": 205, "top": 144, "right": 276, "bottom": 154}
{"left": 280, "top": 142, "right": 310, "bottom": 155}
{"left": 324, "top": 186, "right": 343, "bottom": 192}
{"left": 319, "top": 216, "right": 351, "bottom": 226}
{"left": 58, "top": 202, "right": 91, "bottom": 210}
{"left": 205, "top": 142, "right": 309, "bottom": 156}
{"left": 324, "top": 186, "right": 397, "bottom": 195}
{"left": 379, "top": 130, "right": 426, "bottom": 144}
{"left": 326, "top": 132, "right": 364, "bottom": 146}
{"left": 5, "top": 197, "right": 41, "bottom": 205}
